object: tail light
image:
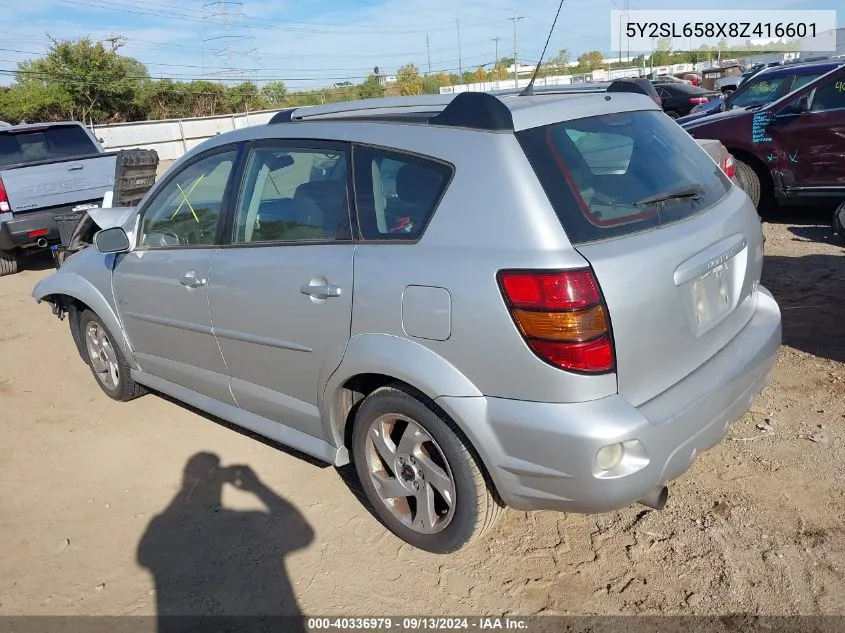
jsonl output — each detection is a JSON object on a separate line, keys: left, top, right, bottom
{"left": 721, "top": 154, "right": 736, "bottom": 179}
{"left": 689, "top": 97, "right": 709, "bottom": 105}
{"left": 497, "top": 269, "right": 615, "bottom": 373}
{"left": 0, "top": 177, "right": 9, "bottom": 213}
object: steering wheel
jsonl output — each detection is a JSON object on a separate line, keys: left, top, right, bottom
{"left": 146, "top": 229, "right": 185, "bottom": 247}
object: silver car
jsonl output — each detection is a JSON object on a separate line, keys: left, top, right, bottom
{"left": 33, "top": 91, "right": 782, "bottom": 553}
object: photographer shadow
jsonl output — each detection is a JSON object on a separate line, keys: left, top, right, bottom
{"left": 137, "top": 452, "right": 313, "bottom": 632}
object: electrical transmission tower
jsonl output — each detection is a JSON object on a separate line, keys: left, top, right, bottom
{"left": 202, "top": 0, "right": 260, "bottom": 83}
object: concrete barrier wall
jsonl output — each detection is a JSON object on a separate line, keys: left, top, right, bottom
{"left": 93, "top": 109, "right": 279, "bottom": 161}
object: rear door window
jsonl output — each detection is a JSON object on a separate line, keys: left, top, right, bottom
{"left": 0, "top": 125, "right": 98, "bottom": 167}
{"left": 518, "top": 110, "right": 730, "bottom": 244}
{"left": 352, "top": 146, "right": 452, "bottom": 240}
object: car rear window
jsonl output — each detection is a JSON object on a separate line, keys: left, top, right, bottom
{"left": 517, "top": 110, "right": 731, "bottom": 244}
{"left": 0, "top": 125, "right": 99, "bottom": 168}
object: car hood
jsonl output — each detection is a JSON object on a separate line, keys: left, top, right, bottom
{"left": 88, "top": 206, "right": 136, "bottom": 230}
{"left": 680, "top": 106, "right": 754, "bottom": 131}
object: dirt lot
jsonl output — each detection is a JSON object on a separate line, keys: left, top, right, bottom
{"left": 0, "top": 216, "right": 842, "bottom": 619}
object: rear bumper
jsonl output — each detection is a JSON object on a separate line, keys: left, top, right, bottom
{"left": 437, "top": 287, "right": 781, "bottom": 513}
{"left": 0, "top": 201, "right": 100, "bottom": 252}
{"left": 0, "top": 209, "right": 60, "bottom": 251}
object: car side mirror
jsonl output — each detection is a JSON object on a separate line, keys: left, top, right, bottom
{"left": 94, "top": 227, "right": 131, "bottom": 254}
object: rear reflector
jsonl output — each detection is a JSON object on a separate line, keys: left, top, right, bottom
{"left": 27, "top": 229, "right": 48, "bottom": 238}
{"left": 498, "top": 269, "right": 615, "bottom": 373}
{"left": 529, "top": 336, "right": 615, "bottom": 373}
{"left": 0, "top": 177, "right": 9, "bottom": 213}
{"left": 721, "top": 155, "right": 736, "bottom": 179}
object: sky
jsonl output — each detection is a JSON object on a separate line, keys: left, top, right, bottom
{"left": 1, "top": 0, "right": 841, "bottom": 90}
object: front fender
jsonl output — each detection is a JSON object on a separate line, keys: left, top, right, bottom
{"left": 32, "top": 271, "right": 138, "bottom": 370}
{"left": 320, "top": 333, "right": 482, "bottom": 448}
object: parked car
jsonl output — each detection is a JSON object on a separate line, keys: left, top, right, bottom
{"left": 682, "top": 65, "right": 845, "bottom": 209}
{"left": 833, "top": 201, "right": 845, "bottom": 241}
{"left": 653, "top": 83, "right": 721, "bottom": 118}
{"left": 701, "top": 64, "right": 745, "bottom": 93}
{"left": 0, "top": 122, "right": 116, "bottom": 276}
{"left": 34, "top": 90, "right": 781, "bottom": 553}
{"left": 676, "top": 72, "right": 701, "bottom": 86}
{"left": 679, "top": 59, "right": 845, "bottom": 124}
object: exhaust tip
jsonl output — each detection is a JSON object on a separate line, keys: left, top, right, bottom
{"left": 36, "top": 238, "right": 48, "bottom": 248}
{"left": 638, "top": 485, "right": 669, "bottom": 511}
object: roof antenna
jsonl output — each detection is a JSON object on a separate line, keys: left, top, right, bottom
{"left": 520, "top": 0, "right": 566, "bottom": 96}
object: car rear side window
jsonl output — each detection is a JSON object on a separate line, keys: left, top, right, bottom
{"left": 353, "top": 146, "right": 452, "bottom": 241}
{"left": 0, "top": 125, "right": 98, "bottom": 167}
{"left": 517, "top": 110, "right": 730, "bottom": 244}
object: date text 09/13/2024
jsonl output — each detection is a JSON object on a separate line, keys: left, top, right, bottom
{"left": 625, "top": 22, "right": 817, "bottom": 39}
{"left": 307, "top": 618, "right": 528, "bottom": 630}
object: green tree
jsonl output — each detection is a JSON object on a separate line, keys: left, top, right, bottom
{"left": 545, "top": 48, "right": 570, "bottom": 75}
{"left": 396, "top": 64, "right": 423, "bottom": 96}
{"left": 577, "top": 50, "right": 605, "bottom": 72}
{"left": 20, "top": 37, "right": 148, "bottom": 123}
{"left": 0, "top": 80, "right": 73, "bottom": 123}
{"left": 359, "top": 74, "right": 385, "bottom": 99}
{"left": 262, "top": 81, "right": 287, "bottom": 105}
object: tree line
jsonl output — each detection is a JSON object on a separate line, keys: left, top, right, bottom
{"left": 0, "top": 37, "right": 795, "bottom": 125}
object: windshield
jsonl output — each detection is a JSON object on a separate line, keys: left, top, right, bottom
{"left": 729, "top": 76, "right": 788, "bottom": 109}
{"left": 517, "top": 110, "right": 731, "bottom": 244}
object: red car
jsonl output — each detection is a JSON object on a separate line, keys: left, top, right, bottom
{"left": 682, "top": 65, "right": 845, "bottom": 210}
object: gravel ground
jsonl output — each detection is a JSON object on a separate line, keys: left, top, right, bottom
{"left": 0, "top": 215, "right": 842, "bottom": 619}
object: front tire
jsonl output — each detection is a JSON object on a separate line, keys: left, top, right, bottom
{"left": 352, "top": 385, "right": 504, "bottom": 553}
{"left": 0, "top": 250, "right": 19, "bottom": 277}
{"left": 833, "top": 201, "right": 845, "bottom": 241}
{"left": 734, "top": 157, "right": 762, "bottom": 208}
{"left": 79, "top": 309, "right": 145, "bottom": 402}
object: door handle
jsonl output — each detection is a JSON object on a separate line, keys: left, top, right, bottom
{"left": 180, "top": 270, "right": 207, "bottom": 289}
{"left": 67, "top": 164, "right": 84, "bottom": 171}
{"left": 300, "top": 283, "right": 342, "bottom": 299}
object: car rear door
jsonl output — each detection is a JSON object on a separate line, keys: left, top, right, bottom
{"left": 207, "top": 141, "right": 354, "bottom": 440}
{"left": 518, "top": 109, "right": 764, "bottom": 407}
{"left": 112, "top": 146, "right": 241, "bottom": 405}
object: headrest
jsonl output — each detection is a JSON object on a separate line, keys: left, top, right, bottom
{"left": 395, "top": 162, "right": 443, "bottom": 208}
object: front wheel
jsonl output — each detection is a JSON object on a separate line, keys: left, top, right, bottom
{"left": 79, "top": 310, "right": 146, "bottom": 402}
{"left": 833, "top": 201, "right": 845, "bottom": 241}
{"left": 734, "top": 157, "right": 762, "bottom": 208}
{"left": 352, "top": 385, "right": 504, "bottom": 553}
{"left": 665, "top": 110, "right": 680, "bottom": 120}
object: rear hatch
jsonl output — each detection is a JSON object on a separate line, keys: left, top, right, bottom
{"left": 0, "top": 124, "right": 115, "bottom": 213}
{"left": 518, "top": 109, "right": 764, "bottom": 406}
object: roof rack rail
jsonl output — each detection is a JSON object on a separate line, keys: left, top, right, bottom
{"left": 429, "top": 92, "right": 513, "bottom": 131}
{"left": 268, "top": 91, "right": 515, "bottom": 131}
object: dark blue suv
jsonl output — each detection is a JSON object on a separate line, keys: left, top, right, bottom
{"left": 677, "top": 59, "right": 845, "bottom": 124}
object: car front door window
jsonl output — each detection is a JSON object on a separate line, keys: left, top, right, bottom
{"left": 810, "top": 77, "right": 845, "bottom": 112}
{"left": 139, "top": 150, "right": 236, "bottom": 248}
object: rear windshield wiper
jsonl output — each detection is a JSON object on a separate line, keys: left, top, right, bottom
{"left": 635, "top": 185, "right": 704, "bottom": 207}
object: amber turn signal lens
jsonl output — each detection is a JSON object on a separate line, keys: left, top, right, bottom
{"left": 513, "top": 305, "right": 608, "bottom": 341}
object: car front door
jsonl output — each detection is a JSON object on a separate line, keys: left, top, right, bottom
{"left": 113, "top": 146, "right": 241, "bottom": 404}
{"left": 776, "top": 68, "right": 845, "bottom": 191}
{"left": 207, "top": 141, "right": 354, "bottom": 439}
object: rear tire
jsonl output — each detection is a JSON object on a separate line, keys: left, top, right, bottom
{"left": 734, "top": 157, "right": 762, "bottom": 208}
{"left": 665, "top": 110, "right": 680, "bottom": 119}
{"left": 78, "top": 309, "right": 146, "bottom": 402}
{"left": 0, "top": 250, "right": 19, "bottom": 277}
{"left": 833, "top": 201, "right": 845, "bottom": 241}
{"left": 351, "top": 384, "right": 504, "bottom": 553}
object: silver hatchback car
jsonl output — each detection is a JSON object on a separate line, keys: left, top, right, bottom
{"left": 34, "top": 91, "right": 781, "bottom": 553}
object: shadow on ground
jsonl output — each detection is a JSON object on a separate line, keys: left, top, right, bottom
{"left": 137, "top": 452, "right": 313, "bottom": 632}
{"left": 763, "top": 252, "right": 845, "bottom": 364}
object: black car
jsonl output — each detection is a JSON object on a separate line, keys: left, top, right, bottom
{"left": 653, "top": 83, "right": 721, "bottom": 119}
